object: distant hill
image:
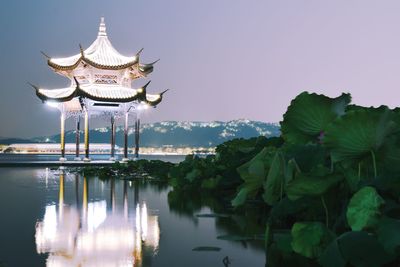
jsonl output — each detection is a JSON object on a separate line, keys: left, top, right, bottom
{"left": 19, "top": 120, "right": 280, "bottom": 148}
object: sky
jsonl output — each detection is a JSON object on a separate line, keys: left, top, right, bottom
{"left": 1, "top": 0, "right": 400, "bottom": 138}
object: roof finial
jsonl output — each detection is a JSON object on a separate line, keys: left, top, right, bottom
{"left": 98, "top": 17, "right": 107, "bottom": 37}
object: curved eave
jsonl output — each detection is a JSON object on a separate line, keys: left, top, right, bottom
{"left": 48, "top": 58, "right": 82, "bottom": 71}
{"left": 34, "top": 83, "right": 168, "bottom": 106}
{"left": 76, "top": 85, "right": 140, "bottom": 103}
{"left": 82, "top": 57, "right": 139, "bottom": 70}
{"left": 36, "top": 88, "right": 77, "bottom": 103}
{"left": 145, "top": 89, "right": 169, "bottom": 107}
{"left": 138, "top": 64, "right": 154, "bottom": 76}
{"left": 138, "top": 60, "right": 159, "bottom": 76}
{"left": 48, "top": 56, "right": 139, "bottom": 71}
{"left": 145, "top": 97, "right": 161, "bottom": 106}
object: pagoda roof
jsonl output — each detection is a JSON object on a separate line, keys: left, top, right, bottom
{"left": 47, "top": 18, "right": 155, "bottom": 73}
{"left": 32, "top": 80, "right": 167, "bottom": 106}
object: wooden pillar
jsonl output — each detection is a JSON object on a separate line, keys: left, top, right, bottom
{"left": 110, "top": 115, "right": 116, "bottom": 161}
{"left": 123, "top": 112, "right": 129, "bottom": 161}
{"left": 84, "top": 110, "right": 90, "bottom": 162}
{"left": 134, "top": 118, "right": 140, "bottom": 159}
{"left": 74, "top": 116, "right": 80, "bottom": 160}
{"left": 60, "top": 113, "right": 66, "bottom": 162}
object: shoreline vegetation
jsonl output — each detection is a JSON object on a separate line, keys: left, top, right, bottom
{"left": 77, "top": 91, "right": 400, "bottom": 266}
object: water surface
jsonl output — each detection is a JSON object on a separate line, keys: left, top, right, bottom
{"left": 0, "top": 167, "right": 265, "bottom": 266}
{"left": 0, "top": 154, "right": 185, "bottom": 163}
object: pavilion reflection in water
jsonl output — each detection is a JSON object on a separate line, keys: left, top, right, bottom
{"left": 35, "top": 171, "right": 159, "bottom": 266}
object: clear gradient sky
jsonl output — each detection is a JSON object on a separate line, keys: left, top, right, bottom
{"left": 1, "top": 0, "right": 400, "bottom": 138}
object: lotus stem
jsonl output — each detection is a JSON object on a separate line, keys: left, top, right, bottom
{"left": 358, "top": 162, "right": 361, "bottom": 179}
{"left": 370, "top": 150, "right": 377, "bottom": 178}
{"left": 321, "top": 196, "right": 329, "bottom": 228}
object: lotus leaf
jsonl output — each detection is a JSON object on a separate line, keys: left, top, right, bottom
{"left": 346, "top": 186, "right": 384, "bottom": 231}
{"left": 324, "top": 107, "right": 397, "bottom": 164}
{"left": 201, "top": 176, "right": 221, "bottom": 189}
{"left": 376, "top": 217, "right": 400, "bottom": 254}
{"left": 291, "top": 222, "right": 334, "bottom": 258}
{"left": 263, "top": 152, "right": 284, "bottom": 205}
{"left": 283, "top": 144, "right": 327, "bottom": 173}
{"left": 232, "top": 147, "right": 276, "bottom": 206}
{"left": 185, "top": 168, "right": 202, "bottom": 182}
{"left": 286, "top": 173, "right": 343, "bottom": 201}
{"left": 319, "top": 239, "right": 346, "bottom": 267}
{"left": 337, "top": 231, "right": 393, "bottom": 267}
{"left": 231, "top": 184, "right": 259, "bottom": 207}
{"left": 281, "top": 92, "right": 351, "bottom": 144}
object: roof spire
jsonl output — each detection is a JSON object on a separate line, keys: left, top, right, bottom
{"left": 98, "top": 17, "right": 107, "bottom": 37}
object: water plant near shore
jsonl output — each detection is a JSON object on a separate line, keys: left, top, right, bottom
{"left": 78, "top": 159, "right": 174, "bottom": 180}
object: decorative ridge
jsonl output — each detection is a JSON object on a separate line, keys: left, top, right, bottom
{"left": 98, "top": 17, "right": 107, "bottom": 37}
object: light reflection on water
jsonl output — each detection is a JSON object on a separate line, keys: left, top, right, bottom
{"left": 34, "top": 171, "right": 159, "bottom": 267}
{"left": 0, "top": 166, "right": 266, "bottom": 267}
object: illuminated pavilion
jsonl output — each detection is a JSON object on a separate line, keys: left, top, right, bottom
{"left": 31, "top": 17, "right": 168, "bottom": 162}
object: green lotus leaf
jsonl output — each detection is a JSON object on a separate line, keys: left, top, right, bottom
{"left": 201, "top": 175, "right": 221, "bottom": 189}
{"left": 274, "top": 232, "right": 293, "bottom": 254}
{"left": 376, "top": 217, "right": 400, "bottom": 254}
{"left": 337, "top": 231, "right": 394, "bottom": 267}
{"left": 281, "top": 92, "right": 351, "bottom": 144}
{"left": 237, "top": 146, "right": 276, "bottom": 182}
{"left": 378, "top": 135, "right": 400, "bottom": 173}
{"left": 185, "top": 168, "right": 202, "bottom": 182}
{"left": 231, "top": 185, "right": 257, "bottom": 207}
{"left": 232, "top": 147, "right": 276, "bottom": 207}
{"left": 319, "top": 239, "right": 346, "bottom": 267}
{"left": 346, "top": 186, "right": 384, "bottom": 231}
{"left": 286, "top": 173, "right": 343, "bottom": 201}
{"left": 323, "top": 107, "right": 398, "bottom": 163}
{"left": 283, "top": 144, "right": 328, "bottom": 173}
{"left": 263, "top": 152, "right": 284, "bottom": 205}
{"left": 269, "top": 197, "right": 312, "bottom": 221}
{"left": 341, "top": 167, "right": 361, "bottom": 192}
{"left": 291, "top": 222, "right": 334, "bottom": 259}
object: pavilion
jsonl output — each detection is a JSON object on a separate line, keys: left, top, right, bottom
{"left": 30, "top": 17, "right": 168, "bottom": 162}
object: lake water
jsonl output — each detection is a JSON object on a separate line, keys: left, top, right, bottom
{"left": 0, "top": 165, "right": 266, "bottom": 266}
{"left": 0, "top": 154, "right": 186, "bottom": 163}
